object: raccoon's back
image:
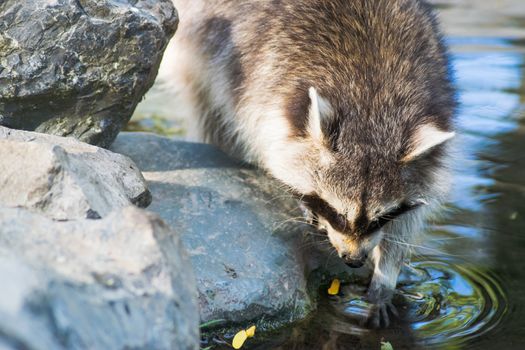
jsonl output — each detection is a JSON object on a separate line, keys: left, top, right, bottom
{"left": 169, "top": 0, "right": 455, "bottom": 151}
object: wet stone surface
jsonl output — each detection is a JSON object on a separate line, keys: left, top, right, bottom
{"left": 0, "top": 0, "right": 178, "bottom": 148}
{"left": 111, "top": 132, "right": 320, "bottom": 332}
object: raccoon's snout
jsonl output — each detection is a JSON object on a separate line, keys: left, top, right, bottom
{"left": 325, "top": 226, "right": 380, "bottom": 269}
{"left": 341, "top": 253, "right": 368, "bottom": 268}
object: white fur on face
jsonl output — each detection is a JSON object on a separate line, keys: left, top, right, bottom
{"left": 238, "top": 88, "right": 337, "bottom": 194}
{"left": 320, "top": 216, "right": 383, "bottom": 259}
{"left": 264, "top": 138, "right": 317, "bottom": 194}
{"left": 402, "top": 123, "right": 455, "bottom": 162}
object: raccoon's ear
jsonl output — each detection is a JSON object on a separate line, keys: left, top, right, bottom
{"left": 308, "top": 87, "right": 330, "bottom": 141}
{"left": 402, "top": 123, "right": 455, "bottom": 162}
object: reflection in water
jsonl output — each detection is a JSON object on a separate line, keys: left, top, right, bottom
{"left": 269, "top": 261, "right": 507, "bottom": 350}
{"left": 401, "top": 262, "right": 506, "bottom": 347}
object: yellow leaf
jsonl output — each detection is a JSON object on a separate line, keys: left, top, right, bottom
{"left": 232, "top": 330, "right": 248, "bottom": 349}
{"left": 327, "top": 279, "right": 341, "bottom": 295}
{"left": 246, "top": 325, "right": 256, "bottom": 338}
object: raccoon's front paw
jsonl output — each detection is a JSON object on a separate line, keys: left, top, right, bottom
{"left": 363, "top": 288, "right": 398, "bottom": 328}
{"left": 365, "top": 299, "right": 398, "bottom": 328}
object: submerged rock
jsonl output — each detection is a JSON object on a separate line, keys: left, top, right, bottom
{"left": 112, "top": 133, "right": 316, "bottom": 330}
{"left": 0, "top": 206, "right": 199, "bottom": 350}
{"left": 0, "top": 126, "right": 151, "bottom": 220}
{"left": 0, "top": 0, "right": 178, "bottom": 148}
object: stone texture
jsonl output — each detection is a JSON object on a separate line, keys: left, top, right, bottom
{"left": 0, "top": 126, "right": 151, "bottom": 220}
{"left": 112, "top": 132, "right": 317, "bottom": 330}
{"left": 0, "top": 0, "right": 178, "bottom": 148}
{"left": 0, "top": 205, "right": 199, "bottom": 350}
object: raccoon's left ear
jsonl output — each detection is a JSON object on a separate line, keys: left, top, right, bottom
{"left": 402, "top": 123, "right": 455, "bottom": 162}
{"left": 308, "top": 87, "right": 330, "bottom": 141}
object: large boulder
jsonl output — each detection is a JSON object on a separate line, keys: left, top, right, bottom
{"left": 0, "top": 126, "right": 151, "bottom": 220}
{"left": 0, "top": 0, "right": 178, "bottom": 148}
{"left": 112, "top": 133, "right": 320, "bottom": 332}
{"left": 0, "top": 205, "right": 199, "bottom": 350}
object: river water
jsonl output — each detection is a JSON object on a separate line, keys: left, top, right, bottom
{"left": 133, "top": 1, "right": 525, "bottom": 349}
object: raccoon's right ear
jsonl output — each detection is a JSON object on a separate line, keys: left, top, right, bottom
{"left": 402, "top": 123, "right": 455, "bottom": 162}
{"left": 308, "top": 87, "right": 331, "bottom": 142}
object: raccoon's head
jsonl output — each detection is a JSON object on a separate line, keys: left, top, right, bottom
{"left": 271, "top": 87, "right": 455, "bottom": 268}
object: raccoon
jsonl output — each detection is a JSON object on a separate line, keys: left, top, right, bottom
{"left": 161, "top": 0, "right": 456, "bottom": 327}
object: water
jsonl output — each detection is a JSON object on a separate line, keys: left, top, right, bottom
{"left": 267, "top": 260, "right": 507, "bottom": 349}
{"left": 134, "top": 1, "right": 525, "bottom": 348}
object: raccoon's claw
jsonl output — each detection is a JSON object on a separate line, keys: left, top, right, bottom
{"left": 362, "top": 287, "right": 398, "bottom": 328}
{"left": 363, "top": 300, "right": 398, "bottom": 328}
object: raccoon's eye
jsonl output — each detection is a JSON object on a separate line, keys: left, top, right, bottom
{"left": 367, "top": 202, "right": 423, "bottom": 233}
{"left": 367, "top": 216, "right": 389, "bottom": 234}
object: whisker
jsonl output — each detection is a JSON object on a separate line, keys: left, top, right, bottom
{"left": 299, "top": 240, "right": 331, "bottom": 250}
{"left": 324, "top": 249, "right": 338, "bottom": 270}
{"left": 272, "top": 216, "right": 311, "bottom": 229}
{"left": 264, "top": 193, "right": 299, "bottom": 203}
{"left": 427, "top": 236, "right": 471, "bottom": 242}
{"left": 383, "top": 238, "right": 465, "bottom": 257}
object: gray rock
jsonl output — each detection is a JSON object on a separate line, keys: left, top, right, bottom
{"left": 0, "top": 126, "right": 151, "bottom": 220}
{"left": 112, "top": 133, "right": 317, "bottom": 331}
{"left": 0, "top": 205, "right": 199, "bottom": 350}
{"left": 0, "top": 0, "right": 178, "bottom": 148}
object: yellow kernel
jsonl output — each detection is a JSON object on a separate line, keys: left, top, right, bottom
{"left": 232, "top": 330, "right": 248, "bottom": 349}
{"left": 246, "top": 325, "right": 256, "bottom": 338}
{"left": 327, "top": 279, "right": 341, "bottom": 295}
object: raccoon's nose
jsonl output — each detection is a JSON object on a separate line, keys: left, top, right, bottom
{"left": 342, "top": 253, "right": 368, "bottom": 268}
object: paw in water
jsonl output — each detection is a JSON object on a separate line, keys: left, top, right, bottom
{"left": 359, "top": 285, "right": 400, "bottom": 328}
{"left": 365, "top": 300, "right": 399, "bottom": 328}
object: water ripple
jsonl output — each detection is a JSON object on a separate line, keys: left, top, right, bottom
{"left": 325, "top": 260, "right": 508, "bottom": 349}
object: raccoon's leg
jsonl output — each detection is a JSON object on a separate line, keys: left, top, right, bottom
{"left": 365, "top": 209, "right": 426, "bottom": 328}
{"left": 364, "top": 238, "right": 407, "bottom": 328}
